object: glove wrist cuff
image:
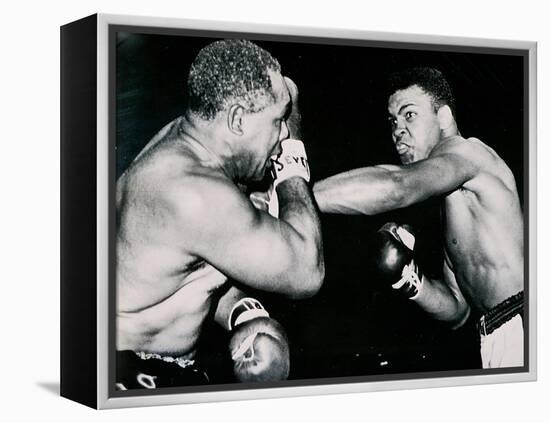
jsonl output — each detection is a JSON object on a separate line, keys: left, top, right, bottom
{"left": 271, "top": 138, "right": 310, "bottom": 186}
{"left": 391, "top": 260, "right": 424, "bottom": 299}
{"left": 228, "top": 297, "right": 269, "bottom": 330}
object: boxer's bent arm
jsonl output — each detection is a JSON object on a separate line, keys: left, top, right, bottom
{"left": 276, "top": 176, "right": 325, "bottom": 292}
{"left": 314, "top": 147, "right": 480, "bottom": 215}
{"left": 213, "top": 285, "right": 247, "bottom": 331}
{"left": 413, "top": 272, "right": 471, "bottom": 329}
{"left": 177, "top": 178, "right": 324, "bottom": 299}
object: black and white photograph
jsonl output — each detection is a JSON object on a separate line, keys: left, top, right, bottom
{"left": 5, "top": 0, "right": 547, "bottom": 419}
{"left": 111, "top": 25, "right": 530, "bottom": 396}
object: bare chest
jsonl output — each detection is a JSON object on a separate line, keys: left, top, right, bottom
{"left": 443, "top": 188, "right": 478, "bottom": 252}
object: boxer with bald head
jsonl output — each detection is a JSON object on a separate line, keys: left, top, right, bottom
{"left": 116, "top": 39, "right": 324, "bottom": 388}
{"left": 314, "top": 67, "right": 523, "bottom": 369}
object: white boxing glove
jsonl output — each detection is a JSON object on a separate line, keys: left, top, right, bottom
{"left": 270, "top": 139, "right": 310, "bottom": 187}
{"left": 227, "top": 297, "right": 290, "bottom": 382}
{"left": 228, "top": 297, "right": 270, "bottom": 331}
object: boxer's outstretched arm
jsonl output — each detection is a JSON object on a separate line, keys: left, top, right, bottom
{"left": 313, "top": 138, "right": 481, "bottom": 215}
{"left": 175, "top": 176, "right": 324, "bottom": 299}
{"left": 314, "top": 166, "right": 406, "bottom": 215}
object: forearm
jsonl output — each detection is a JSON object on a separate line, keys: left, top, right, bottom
{"left": 276, "top": 177, "right": 325, "bottom": 297}
{"left": 286, "top": 103, "right": 301, "bottom": 139}
{"left": 413, "top": 276, "right": 471, "bottom": 329}
{"left": 213, "top": 285, "right": 247, "bottom": 331}
{"left": 283, "top": 75, "right": 302, "bottom": 139}
{"left": 373, "top": 223, "right": 470, "bottom": 329}
{"left": 313, "top": 166, "right": 405, "bottom": 215}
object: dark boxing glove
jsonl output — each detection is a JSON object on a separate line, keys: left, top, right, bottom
{"left": 373, "top": 222, "right": 424, "bottom": 299}
{"left": 228, "top": 298, "right": 290, "bottom": 383}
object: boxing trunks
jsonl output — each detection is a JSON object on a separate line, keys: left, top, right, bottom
{"left": 478, "top": 291, "right": 524, "bottom": 369}
{"left": 116, "top": 350, "right": 210, "bottom": 390}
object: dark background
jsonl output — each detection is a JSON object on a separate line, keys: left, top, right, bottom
{"left": 115, "top": 31, "right": 524, "bottom": 383}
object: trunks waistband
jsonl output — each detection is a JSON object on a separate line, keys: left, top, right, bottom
{"left": 135, "top": 351, "right": 196, "bottom": 369}
{"left": 479, "top": 291, "right": 523, "bottom": 336}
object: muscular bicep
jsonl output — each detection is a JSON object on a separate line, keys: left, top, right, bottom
{"left": 395, "top": 151, "right": 479, "bottom": 204}
{"left": 179, "top": 181, "right": 305, "bottom": 295}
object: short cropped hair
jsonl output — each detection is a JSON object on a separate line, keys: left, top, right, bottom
{"left": 387, "top": 67, "right": 456, "bottom": 116}
{"left": 188, "top": 39, "right": 282, "bottom": 120}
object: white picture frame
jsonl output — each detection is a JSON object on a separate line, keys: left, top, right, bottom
{"left": 60, "top": 13, "right": 537, "bottom": 409}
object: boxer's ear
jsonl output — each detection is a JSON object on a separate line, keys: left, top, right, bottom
{"left": 228, "top": 104, "right": 245, "bottom": 135}
{"left": 437, "top": 105, "right": 454, "bottom": 131}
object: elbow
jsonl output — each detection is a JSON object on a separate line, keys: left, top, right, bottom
{"left": 449, "top": 302, "right": 471, "bottom": 330}
{"left": 305, "top": 261, "right": 325, "bottom": 298}
{"left": 287, "top": 259, "right": 325, "bottom": 300}
{"left": 386, "top": 172, "right": 409, "bottom": 209}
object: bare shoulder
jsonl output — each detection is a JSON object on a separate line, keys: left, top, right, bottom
{"left": 167, "top": 170, "right": 253, "bottom": 229}
{"left": 431, "top": 136, "right": 496, "bottom": 164}
{"left": 433, "top": 136, "right": 513, "bottom": 175}
{"left": 432, "top": 136, "right": 517, "bottom": 193}
{"left": 132, "top": 117, "right": 184, "bottom": 163}
{"left": 118, "top": 145, "right": 246, "bottom": 218}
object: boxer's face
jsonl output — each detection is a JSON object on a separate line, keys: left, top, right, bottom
{"left": 243, "top": 70, "right": 291, "bottom": 181}
{"left": 387, "top": 85, "right": 441, "bottom": 164}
